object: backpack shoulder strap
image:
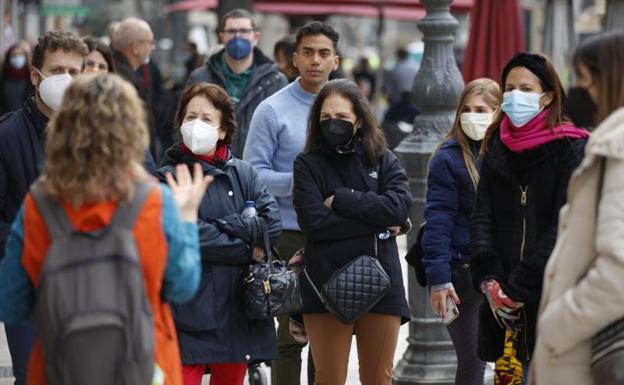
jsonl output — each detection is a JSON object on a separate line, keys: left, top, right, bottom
{"left": 109, "top": 181, "right": 153, "bottom": 230}
{"left": 30, "top": 182, "right": 73, "bottom": 239}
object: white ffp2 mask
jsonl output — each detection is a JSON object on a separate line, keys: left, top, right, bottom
{"left": 37, "top": 70, "right": 73, "bottom": 111}
{"left": 181, "top": 119, "right": 220, "bottom": 154}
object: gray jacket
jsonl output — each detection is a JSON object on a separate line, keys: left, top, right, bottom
{"left": 187, "top": 48, "right": 287, "bottom": 158}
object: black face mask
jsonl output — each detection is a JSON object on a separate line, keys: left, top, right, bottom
{"left": 564, "top": 87, "right": 597, "bottom": 130}
{"left": 320, "top": 118, "right": 355, "bottom": 148}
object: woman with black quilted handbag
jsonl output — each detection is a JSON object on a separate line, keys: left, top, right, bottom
{"left": 293, "top": 79, "right": 412, "bottom": 385}
{"left": 529, "top": 31, "right": 624, "bottom": 385}
{"left": 156, "top": 83, "right": 282, "bottom": 385}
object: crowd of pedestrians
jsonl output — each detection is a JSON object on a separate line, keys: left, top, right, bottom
{"left": 0, "top": 8, "right": 622, "bottom": 385}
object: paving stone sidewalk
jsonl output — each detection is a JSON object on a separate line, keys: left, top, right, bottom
{"left": 0, "top": 324, "right": 13, "bottom": 384}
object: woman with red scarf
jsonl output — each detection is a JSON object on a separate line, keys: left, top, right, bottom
{"left": 0, "top": 43, "right": 34, "bottom": 115}
{"left": 156, "top": 83, "right": 282, "bottom": 385}
{"left": 469, "top": 53, "right": 589, "bottom": 383}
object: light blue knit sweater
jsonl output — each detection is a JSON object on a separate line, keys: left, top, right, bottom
{"left": 243, "top": 78, "right": 316, "bottom": 231}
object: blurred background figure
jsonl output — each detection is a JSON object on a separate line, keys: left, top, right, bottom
{"left": 0, "top": 42, "right": 33, "bottom": 116}
{"left": 82, "top": 35, "right": 157, "bottom": 174}
{"left": 273, "top": 35, "right": 298, "bottom": 82}
{"left": 83, "top": 36, "right": 116, "bottom": 74}
{"left": 113, "top": 17, "right": 167, "bottom": 162}
{"left": 352, "top": 56, "right": 376, "bottom": 101}
{"left": 381, "top": 47, "right": 421, "bottom": 150}
{"left": 184, "top": 41, "right": 205, "bottom": 79}
{"left": 384, "top": 48, "right": 419, "bottom": 106}
{"left": 106, "top": 20, "right": 120, "bottom": 48}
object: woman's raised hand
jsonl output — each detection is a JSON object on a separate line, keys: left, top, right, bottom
{"left": 166, "top": 163, "right": 213, "bottom": 222}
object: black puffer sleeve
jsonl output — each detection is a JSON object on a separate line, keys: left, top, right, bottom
{"left": 293, "top": 154, "right": 385, "bottom": 242}
{"left": 331, "top": 150, "right": 412, "bottom": 228}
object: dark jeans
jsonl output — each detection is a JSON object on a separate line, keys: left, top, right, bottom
{"left": 446, "top": 294, "right": 486, "bottom": 385}
{"left": 5, "top": 322, "right": 35, "bottom": 385}
{"left": 271, "top": 230, "right": 315, "bottom": 385}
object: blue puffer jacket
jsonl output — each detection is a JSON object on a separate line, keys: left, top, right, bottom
{"left": 422, "top": 138, "right": 480, "bottom": 286}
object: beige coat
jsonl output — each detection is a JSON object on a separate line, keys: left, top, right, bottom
{"left": 530, "top": 108, "right": 624, "bottom": 385}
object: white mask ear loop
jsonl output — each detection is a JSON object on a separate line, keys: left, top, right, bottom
{"left": 34, "top": 68, "right": 47, "bottom": 80}
{"left": 539, "top": 92, "right": 549, "bottom": 110}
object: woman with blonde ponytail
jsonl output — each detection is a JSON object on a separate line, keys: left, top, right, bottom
{"left": 422, "top": 78, "right": 500, "bottom": 385}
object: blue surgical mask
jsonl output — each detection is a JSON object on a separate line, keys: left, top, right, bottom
{"left": 10, "top": 55, "right": 26, "bottom": 69}
{"left": 225, "top": 37, "right": 252, "bottom": 60}
{"left": 501, "top": 89, "right": 545, "bottom": 127}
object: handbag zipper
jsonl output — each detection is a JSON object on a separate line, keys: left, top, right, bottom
{"left": 519, "top": 185, "right": 528, "bottom": 261}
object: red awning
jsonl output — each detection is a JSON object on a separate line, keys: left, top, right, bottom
{"left": 253, "top": 0, "right": 473, "bottom": 20}
{"left": 166, "top": 0, "right": 217, "bottom": 13}
{"left": 462, "top": 0, "right": 524, "bottom": 82}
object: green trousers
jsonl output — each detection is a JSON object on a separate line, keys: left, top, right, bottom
{"left": 272, "top": 230, "right": 315, "bottom": 385}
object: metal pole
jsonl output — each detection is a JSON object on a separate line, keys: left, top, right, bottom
{"left": 0, "top": 0, "right": 5, "bottom": 55}
{"left": 373, "top": 2, "right": 385, "bottom": 112}
{"left": 11, "top": 0, "right": 17, "bottom": 42}
{"left": 393, "top": 0, "right": 464, "bottom": 384}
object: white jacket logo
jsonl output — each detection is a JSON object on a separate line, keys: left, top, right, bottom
{"left": 369, "top": 171, "right": 378, "bottom": 179}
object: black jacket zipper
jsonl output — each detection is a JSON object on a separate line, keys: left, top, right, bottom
{"left": 519, "top": 185, "right": 528, "bottom": 261}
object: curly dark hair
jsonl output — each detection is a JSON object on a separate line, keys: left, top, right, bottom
{"left": 31, "top": 30, "right": 88, "bottom": 70}
{"left": 174, "top": 82, "right": 237, "bottom": 145}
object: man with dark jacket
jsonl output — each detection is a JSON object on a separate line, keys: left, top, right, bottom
{"left": 0, "top": 31, "right": 88, "bottom": 385}
{"left": 112, "top": 17, "right": 162, "bottom": 164}
{"left": 187, "top": 8, "right": 287, "bottom": 157}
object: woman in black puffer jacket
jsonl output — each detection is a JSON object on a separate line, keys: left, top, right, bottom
{"left": 156, "top": 83, "right": 281, "bottom": 385}
{"left": 293, "top": 79, "right": 411, "bottom": 385}
{"left": 470, "top": 53, "right": 588, "bottom": 380}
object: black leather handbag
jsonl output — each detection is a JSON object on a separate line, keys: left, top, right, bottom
{"left": 304, "top": 235, "right": 391, "bottom": 324}
{"left": 404, "top": 221, "right": 477, "bottom": 299}
{"left": 243, "top": 222, "right": 302, "bottom": 319}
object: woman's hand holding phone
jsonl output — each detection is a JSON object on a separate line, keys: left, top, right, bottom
{"left": 430, "top": 286, "right": 460, "bottom": 324}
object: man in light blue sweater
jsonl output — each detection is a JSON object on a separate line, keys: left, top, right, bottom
{"left": 243, "top": 21, "right": 340, "bottom": 385}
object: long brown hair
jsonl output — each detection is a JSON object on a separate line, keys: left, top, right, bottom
{"left": 573, "top": 31, "right": 624, "bottom": 123}
{"left": 41, "top": 74, "right": 149, "bottom": 206}
{"left": 304, "top": 79, "right": 387, "bottom": 165}
{"left": 433, "top": 78, "right": 500, "bottom": 189}
{"left": 481, "top": 52, "right": 568, "bottom": 153}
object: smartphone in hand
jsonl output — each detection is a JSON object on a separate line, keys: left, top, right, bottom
{"left": 443, "top": 296, "right": 459, "bottom": 325}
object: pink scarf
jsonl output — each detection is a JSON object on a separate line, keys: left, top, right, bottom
{"left": 500, "top": 110, "right": 590, "bottom": 153}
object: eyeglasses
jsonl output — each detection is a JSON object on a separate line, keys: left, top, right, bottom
{"left": 223, "top": 28, "right": 254, "bottom": 36}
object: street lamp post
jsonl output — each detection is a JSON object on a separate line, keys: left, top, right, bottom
{"left": 393, "top": 0, "right": 464, "bottom": 384}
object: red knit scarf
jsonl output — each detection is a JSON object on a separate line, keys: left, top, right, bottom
{"left": 181, "top": 142, "right": 228, "bottom": 164}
